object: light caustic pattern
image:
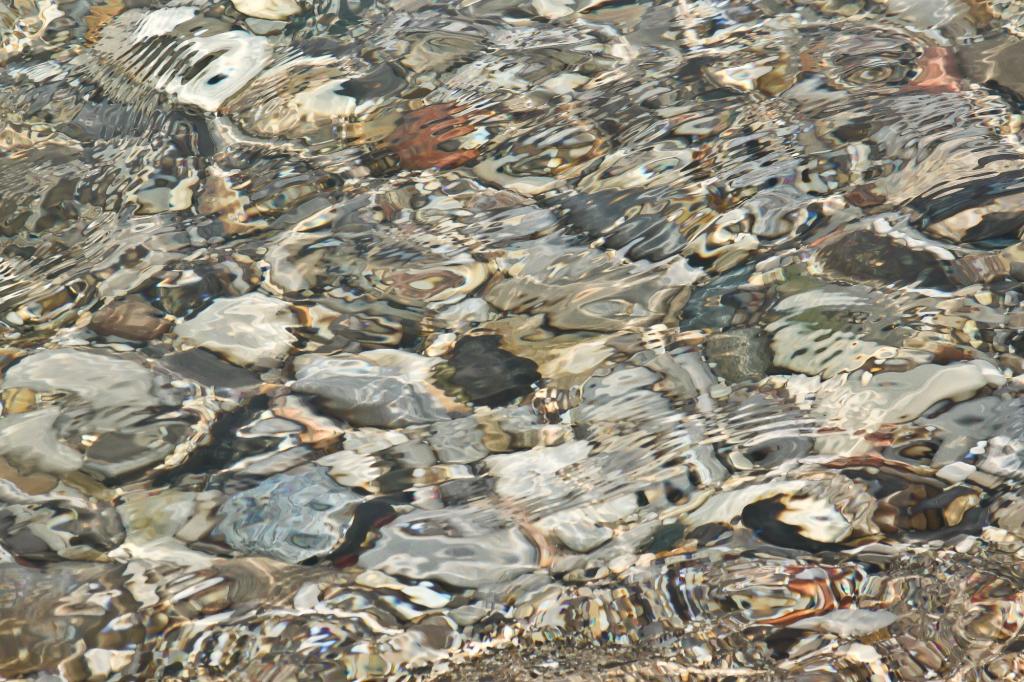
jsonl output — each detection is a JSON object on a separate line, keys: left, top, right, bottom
{"left": 5, "top": 0, "right": 1024, "bottom": 679}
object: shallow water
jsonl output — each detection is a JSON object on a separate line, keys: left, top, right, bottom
{"left": 4, "top": 0, "right": 1024, "bottom": 679}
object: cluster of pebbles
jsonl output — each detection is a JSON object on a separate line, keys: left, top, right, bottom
{"left": 5, "top": 0, "right": 1024, "bottom": 679}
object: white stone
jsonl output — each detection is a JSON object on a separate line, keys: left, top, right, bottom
{"left": 232, "top": 0, "right": 302, "bottom": 20}
{"left": 791, "top": 609, "right": 897, "bottom": 637}
{"left": 172, "top": 32, "right": 271, "bottom": 112}
{"left": 532, "top": 0, "right": 574, "bottom": 19}
{"left": 176, "top": 292, "right": 297, "bottom": 367}
{"left": 936, "top": 461, "right": 976, "bottom": 483}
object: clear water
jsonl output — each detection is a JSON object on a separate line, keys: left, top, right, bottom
{"left": 3, "top": 0, "right": 1024, "bottom": 679}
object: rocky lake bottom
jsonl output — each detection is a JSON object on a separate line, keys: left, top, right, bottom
{"left": 5, "top": 0, "right": 1024, "bottom": 679}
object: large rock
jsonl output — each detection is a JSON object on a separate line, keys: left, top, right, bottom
{"left": 215, "top": 467, "right": 361, "bottom": 564}
{"left": 0, "top": 349, "right": 196, "bottom": 480}
{"left": 292, "top": 350, "right": 469, "bottom": 428}
{"left": 447, "top": 335, "right": 540, "bottom": 407}
{"left": 358, "top": 507, "right": 539, "bottom": 588}
{"left": 175, "top": 292, "right": 297, "bottom": 368}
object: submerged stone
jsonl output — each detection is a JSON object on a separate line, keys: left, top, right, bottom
{"left": 292, "top": 350, "right": 469, "bottom": 428}
{"left": 704, "top": 327, "right": 772, "bottom": 384}
{"left": 175, "top": 292, "right": 297, "bottom": 368}
{"left": 815, "top": 230, "right": 952, "bottom": 289}
{"left": 447, "top": 335, "right": 541, "bottom": 407}
{"left": 0, "top": 349, "right": 197, "bottom": 480}
{"left": 216, "top": 467, "right": 361, "bottom": 564}
{"left": 90, "top": 298, "right": 172, "bottom": 341}
{"left": 160, "top": 348, "right": 261, "bottom": 388}
{"left": 358, "top": 507, "right": 539, "bottom": 588}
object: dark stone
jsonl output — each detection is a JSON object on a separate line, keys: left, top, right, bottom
{"left": 704, "top": 327, "right": 772, "bottom": 383}
{"left": 680, "top": 264, "right": 755, "bottom": 330}
{"left": 439, "top": 477, "right": 496, "bottom": 506}
{"left": 161, "top": 349, "right": 260, "bottom": 388}
{"left": 152, "top": 264, "right": 234, "bottom": 318}
{"left": 815, "top": 230, "right": 953, "bottom": 289}
{"left": 64, "top": 101, "right": 139, "bottom": 141}
{"left": 683, "top": 522, "right": 732, "bottom": 546}
{"left": 741, "top": 496, "right": 845, "bottom": 553}
{"left": 447, "top": 335, "right": 541, "bottom": 408}
{"left": 642, "top": 522, "right": 687, "bottom": 553}
{"left": 330, "top": 62, "right": 406, "bottom": 102}
{"left": 328, "top": 498, "right": 400, "bottom": 568}
{"left": 765, "top": 629, "right": 807, "bottom": 660}
{"left": 151, "top": 395, "right": 271, "bottom": 487}
{"left": 562, "top": 190, "right": 691, "bottom": 262}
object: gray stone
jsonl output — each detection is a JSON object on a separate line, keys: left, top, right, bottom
{"left": 216, "top": 467, "right": 361, "bottom": 564}
{"left": 359, "top": 507, "right": 539, "bottom": 588}
{"left": 704, "top": 327, "right": 772, "bottom": 384}
{"left": 292, "top": 350, "right": 468, "bottom": 428}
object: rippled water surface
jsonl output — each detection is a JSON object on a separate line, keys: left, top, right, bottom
{"left": 7, "top": 0, "right": 1024, "bottom": 679}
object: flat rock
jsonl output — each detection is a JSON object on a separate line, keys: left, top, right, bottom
{"left": 292, "top": 350, "right": 469, "bottom": 428}
{"left": 90, "top": 298, "right": 172, "bottom": 341}
{"left": 704, "top": 327, "right": 772, "bottom": 384}
{"left": 216, "top": 467, "right": 361, "bottom": 564}
{"left": 0, "top": 349, "right": 196, "bottom": 479}
{"left": 160, "top": 348, "right": 260, "bottom": 388}
{"left": 448, "top": 335, "right": 541, "bottom": 407}
{"left": 175, "top": 292, "right": 297, "bottom": 368}
{"left": 358, "top": 507, "right": 539, "bottom": 588}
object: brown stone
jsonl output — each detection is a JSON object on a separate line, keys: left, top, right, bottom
{"left": 384, "top": 103, "right": 482, "bottom": 170}
{"left": 89, "top": 298, "right": 171, "bottom": 341}
{"left": 845, "top": 184, "right": 886, "bottom": 208}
